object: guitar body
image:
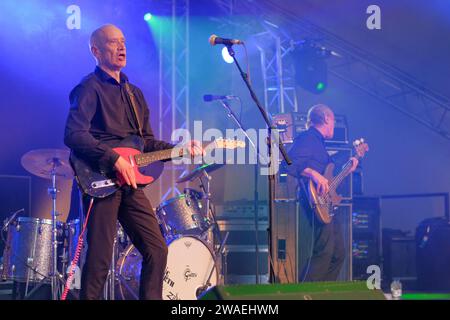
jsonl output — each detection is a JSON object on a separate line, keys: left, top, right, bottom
{"left": 308, "top": 163, "right": 343, "bottom": 224}
{"left": 70, "top": 136, "right": 246, "bottom": 198}
{"left": 70, "top": 136, "right": 164, "bottom": 198}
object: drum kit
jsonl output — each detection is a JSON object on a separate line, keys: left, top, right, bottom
{"left": 0, "top": 148, "right": 228, "bottom": 300}
{"left": 115, "top": 161, "right": 229, "bottom": 300}
{"left": 1, "top": 149, "right": 79, "bottom": 299}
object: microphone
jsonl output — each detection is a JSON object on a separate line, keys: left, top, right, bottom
{"left": 203, "top": 94, "right": 238, "bottom": 102}
{"left": 209, "top": 34, "right": 243, "bottom": 46}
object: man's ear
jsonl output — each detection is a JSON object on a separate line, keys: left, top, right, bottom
{"left": 91, "top": 45, "right": 100, "bottom": 60}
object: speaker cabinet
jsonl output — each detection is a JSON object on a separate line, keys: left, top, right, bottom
{"left": 272, "top": 201, "right": 353, "bottom": 283}
{"left": 216, "top": 202, "right": 269, "bottom": 284}
{"left": 352, "top": 196, "right": 381, "bottom": 280}
{"left": 416, "top": 217, "right": 450, "bottom": 292}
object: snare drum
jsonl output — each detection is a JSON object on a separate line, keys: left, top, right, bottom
{"left": 116, "top": 235, "right": 218, "bottom": 300}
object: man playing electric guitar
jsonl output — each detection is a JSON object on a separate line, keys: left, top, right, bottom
{"left": 284, "top": 104, "right": 359, "bottom": 282}
{"left": 64, "top": 24, "right": 202, "bottom": 299}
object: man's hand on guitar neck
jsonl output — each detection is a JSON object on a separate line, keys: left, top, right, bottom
{"left": 186, "top": 140, "right": 204, "bottom": 161}
{"left": 302, "top": 168, "right": 329, "bottom": 196}
{"left": 114, "top": 156, "right": 137, "bottom": 189}
{"left": 349, "top": 157, "right": 359, "bottom": 173}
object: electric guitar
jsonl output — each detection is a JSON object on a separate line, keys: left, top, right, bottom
{"left": 308, "top": 138, "right": 369, "bottom": 224}
{"left": 70, "top": 136, "right": 245, "bottom": 198}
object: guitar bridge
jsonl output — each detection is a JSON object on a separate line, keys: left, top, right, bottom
{"left": 91, "top": 179, "right": 115, "bottom": 189}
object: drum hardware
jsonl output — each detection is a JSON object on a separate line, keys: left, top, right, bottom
{"left": 20, "top": 149, "right": 73, "bottom": 300}
{"left": 197, "top": 169, "right": 221, "bottom": 244}
{"left": 196, "top": 231, "right": 229, "bottom": 298}
{"left": 175, "top": 161, "right": 230, "bottom": 295}
{"left": 116, "top": 272, "right": 138, "bottom": 300}
{"left": 103, "top": 226, "right": 117, "bottom": 300}
{"left": 95, "top": 221, "right": 128, "bottom": 300}
{"left": 2, "top": 208, "right": 24, "bottom": 233}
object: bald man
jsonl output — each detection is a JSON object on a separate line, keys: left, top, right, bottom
{"left": 64, "top": 24, "right": 200, "bottom": 300}
{"left": 284, "top": 104, "right": 358, "bottom": 282}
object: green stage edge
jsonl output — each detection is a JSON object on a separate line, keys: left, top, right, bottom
{"left": 200, "top": 281, "right": 386, "bottom": 300}
{"left": 402, "top": 293, "right": 450, "bottom": 300}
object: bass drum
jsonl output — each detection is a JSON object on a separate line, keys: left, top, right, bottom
{"left": 116, "top": 236, "right": 218, "bottom": 300}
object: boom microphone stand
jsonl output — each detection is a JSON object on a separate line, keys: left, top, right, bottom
{"left": 217, "top": 99, "right": 267, "bottom": 284}
{"left": 225, "top": 44, "right": 292, "bottom": 283}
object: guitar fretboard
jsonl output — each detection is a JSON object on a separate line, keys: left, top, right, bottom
{"left": 134, "top": 147, "right": 185, "bottom": 167}
{"left": 329, "top": 154, "right": 362, "bottom": 192}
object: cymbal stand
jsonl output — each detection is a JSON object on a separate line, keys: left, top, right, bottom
{"left": 196, "top": 231, "right": 229, "bottom": 297}
{"left": 48, "top": 159, "right": 64, "bottom": 300}
{"left": 198, "top": 171, "right": 222, "bottom": 246}
{"left": 103, "top": 222, "right": 119, "bottom": 300}
{"left": 198, "top": 170, "right": 230, "bottom": 286}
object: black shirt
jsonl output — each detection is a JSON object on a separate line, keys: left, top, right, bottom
{"left": 64, "top": 67, "right": 173, "bottom": 170}
{"left": 284, "top": 126, "right": 332, "bottom": 181}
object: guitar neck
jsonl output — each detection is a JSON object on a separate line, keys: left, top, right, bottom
{"left": 133, "top": 140, "right": 218, "bottom": 167}
{"left": 330, "top": 154, "right": 361, "bottom": 191}
{"left": 134, "top": 147, "right": 185, "bottom": 167}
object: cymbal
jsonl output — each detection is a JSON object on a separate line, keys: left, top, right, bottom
{"left": 21, "top": 149, "right": 73, "bottom": 180}
{"left": 176, "top": 162, "right": 224, "bottom": 183}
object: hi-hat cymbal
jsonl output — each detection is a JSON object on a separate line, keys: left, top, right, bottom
{"left": 176, "top": 162, "right": 224, "bottom": 183}
{"left": 21, "top": 149, "right": 73, "bottom": 180}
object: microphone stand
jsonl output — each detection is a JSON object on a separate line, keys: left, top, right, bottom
{"left": 225, "top": 44, "right": 292, "bottom": 283}
{"left": 218, "top": 99, "right": 267, "bottom": 284}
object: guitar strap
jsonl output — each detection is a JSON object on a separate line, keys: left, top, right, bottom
{"left": 124, "top": 82, "right": 144, "bottom": 138}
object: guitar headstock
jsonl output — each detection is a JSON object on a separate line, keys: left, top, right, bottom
{"left": 212, "top": 138, "right": 246, "bottom": 150}
{"left": 353, "top": 138, "right": 369, "bottom": 159}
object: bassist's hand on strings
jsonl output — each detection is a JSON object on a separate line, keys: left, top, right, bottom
{"left": 305, "top": 168, "right": 330, "bottom": 196}
{"left": 312, "top": 172, "right": 329, "bottom": 196}
{"left": 302, "top": 168, "right": 329, "bottom": 196}
{"left": 349, "top": 157, "right": 359, "bottom": 173}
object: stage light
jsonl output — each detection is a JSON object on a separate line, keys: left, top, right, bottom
{"left": 144, "top": 13, "right": 153, "bottom": 22}
{"left": 292, "top": 41, "right": 329, "bottom": 94}
{"left": 316, "top": 82, "right": 326, "bottom": 92}
{"left": 221, "top": 47, "right": 233, "bottom": 64}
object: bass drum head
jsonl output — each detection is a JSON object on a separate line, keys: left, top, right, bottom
{"left": 116, "top": 236, "right": 218, "bottom": 300}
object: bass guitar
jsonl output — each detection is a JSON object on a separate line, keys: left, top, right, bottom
{"left": 308, "top": 138, "right": 369, "bottom": 224}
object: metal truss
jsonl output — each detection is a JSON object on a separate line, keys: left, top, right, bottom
{"left": 325, "top": 44, "right": 450, "bottom": 140}
{"left": 260, "top": 0, "right": 450, "bottom": 139}
{"left": 158, "top": 0, "right": 190, "bottom": 200}
{"left": 253, "top": 20, "right": 299, "bottom": 115}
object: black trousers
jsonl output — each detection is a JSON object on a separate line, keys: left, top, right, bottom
{"left": 79, "top": 187, "right": 168, "bottom": 300}
{"left": 298, "top": 191, "right": 345, "bottom": 282}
